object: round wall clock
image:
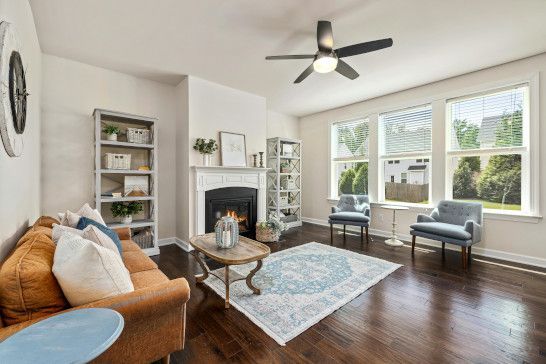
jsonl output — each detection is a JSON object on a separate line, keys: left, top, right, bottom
{"left": 0, "top": 21, "right": 27, "bottom": 157}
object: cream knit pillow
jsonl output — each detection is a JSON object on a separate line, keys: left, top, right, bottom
{"left": 51, "top": 224, "right": 83, "bottom": 243}
{"left": 58, "top": 203, "right": 106, "bottom": 227}
{"left": 52, "top": 234, "right": 134, "bottom": 306}
{"left": 82, "top": 225, "right": 120, "bottom": 256}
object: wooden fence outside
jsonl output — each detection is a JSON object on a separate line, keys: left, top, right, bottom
{"left": 385, "top": 182, "right": 428, "bottom": 203}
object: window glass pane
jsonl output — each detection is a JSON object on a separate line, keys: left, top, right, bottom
{"left": 334, "top": 161, "right": 368, "bottom": 195}
{"left": 332, "top": 119, "right": 369, "bottom": 159}
{"left": 450, "top": 154, "right": 521, "bottom": 211}
{"left": 384, "top": 159, "right": 429, "bottom": 203}
{"left": 380, "top": 105, "right": 432, "bottom": 155}
{"left": 448, "top": 85, "right": 526, "bottom": 150}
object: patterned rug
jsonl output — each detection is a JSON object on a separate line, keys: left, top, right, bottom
{"left": 203, "top": 242, "right": 401, "bottom": 345}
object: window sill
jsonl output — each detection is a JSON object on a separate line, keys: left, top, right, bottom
{"left": 326, "top": 197, "right": 542, "bottom": 223}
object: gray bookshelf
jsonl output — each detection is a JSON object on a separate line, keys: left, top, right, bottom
{"left": 266, "top": 137, "right": 302, "bottom": 229}
{"left": 93, "top": 109, "right": 159, "bottom": 256}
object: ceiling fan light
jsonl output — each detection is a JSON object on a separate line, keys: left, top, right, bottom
{"left": 313, "top": 55, "right": 338, "bottom": 73}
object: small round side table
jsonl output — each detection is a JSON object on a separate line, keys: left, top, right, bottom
{"left": 380, "top": 205, "right": 409, "bottom": 247}
{"left": 0, "top": 308, "right": 124, "bottom": 364}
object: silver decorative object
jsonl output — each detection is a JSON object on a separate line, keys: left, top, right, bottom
{"left": 259, "top": 152, "right": 264, "bottom": 167}
{"left": 215, "top": 216, "right": 239, "bottom": 248}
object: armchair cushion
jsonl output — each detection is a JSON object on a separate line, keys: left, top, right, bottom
{"left": 417, "top": 214, "right": 436, "bottom": 223}
{"left": 410, "top": 222, "right": 471, "bottom": 240}
{"left": 329, "top": 212, "right": 370, "bottom": 223}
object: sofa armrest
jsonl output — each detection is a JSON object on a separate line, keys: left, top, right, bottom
{"left": 417, "top": 214, "right": 436, "bottom": 223}
{"left": 364, "top": 205, "right": 370, "bottom": 218}
{"left": 430, "top": 208, "right": 440, "bottom": 221}
{"left": 331, "top": 206, "right": 341, "bottom": 213}
{"left": 464, "top": 220, "right": 482, "bottom": 243}
{"left": 114, "top": 227, "right": 132, "bottom": 240}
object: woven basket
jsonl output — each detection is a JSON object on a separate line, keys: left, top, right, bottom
{"left": 127, "top": 128, "right": 150, "bottom": 144}
{"left": 255, "top": 225, "right": 280, "bottom": 243}
{"left": 104, "top": 153, "right": 131, "bottom": 169}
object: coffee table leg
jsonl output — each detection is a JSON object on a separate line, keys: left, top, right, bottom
{"left": 191, "top": 251, "right": 210, "bottom": 283}
{"left": 246, "top": 259, "right": 263, "bottom": 295}
{"left": 224, "top": 265, "right": 230, "bottom": 309}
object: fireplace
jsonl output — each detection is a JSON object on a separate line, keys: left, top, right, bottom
{"left": 205, "top": 187, "right": 258, "bottom": 237}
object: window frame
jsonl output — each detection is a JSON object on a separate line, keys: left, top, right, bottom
{"left": 445, "top": 83, "right": 532, "bottom": 214}
{"left": 328, "top": 117, "right": 370, "bottom": 199}
{"left": 378, "top": 104, "right": 433, "bottom": 205}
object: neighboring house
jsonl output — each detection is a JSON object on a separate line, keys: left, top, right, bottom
{"left": 384, "top": 159, "right": 430, "bottom": 185}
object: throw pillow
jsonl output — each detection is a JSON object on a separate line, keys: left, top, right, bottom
{"left": 82, "top": 225, "right": 120, "bottom": 256}
{"left": 52, "top": 224, "right": 84, "bottom": 243}
{"left": 76, "top": 217, "right": 122, "bottom": 255}
{"left": 52, "top": 234, "right": 134, "bottom": 307}
{"left": 0, "top": 231, "right": 68, "bottom": 325}
{"left": 58, "top": 203, "right": 106, "bottom": 227}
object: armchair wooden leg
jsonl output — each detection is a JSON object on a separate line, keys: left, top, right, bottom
{"left": 365, "top": 226, "right": 369, "bottom": 244}
{"left": 411, "top": 235, "right": 416, "bottom": 255}
{"left": 468, "top": 246, "right": 472, "bottom": 265}
{"left": 330, "top": 223, "right": 333, "bottom": 245}
{"left": 343, "top": 225, "right": 346, "bottom": 241}
{"left": 461, "top": 246, "right": 467, "bottom": 270}
{"left": 161, "top": 354, "right": 170, "bottom": 364}
{"left": 442, "top": 242, "right": 445, "bottom": 260}
{"left": 360, "top": 226, "right": 363, "bottom": 242}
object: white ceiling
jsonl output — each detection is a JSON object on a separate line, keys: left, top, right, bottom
{"left": 29, "top": 0, "right": 546, "bottom": 117}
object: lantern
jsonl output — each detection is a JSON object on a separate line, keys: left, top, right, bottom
{"left": 215, "top": 216, "right": 239, "bottom": 248}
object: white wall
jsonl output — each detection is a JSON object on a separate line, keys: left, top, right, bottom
{"left": 175, "top": 77, "right": 189, "bottom": 240}
{"left": 40, "top": 54, "right": 178, "bottom": 238}
{"left": 266, "top": 110, "right": 299, "bottom": 140}
{"left": 300, "top": 53, "right": 546, "bottom": 267}
{"left": 175, "top": 76, "right": 267, "bottom": 241}
{"left": 0, "top": 0, "right": 42, "bottom": 260}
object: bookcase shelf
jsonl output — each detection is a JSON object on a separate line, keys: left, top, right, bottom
{"left": 94, "top": 109, "right": 159, "bottom": 256}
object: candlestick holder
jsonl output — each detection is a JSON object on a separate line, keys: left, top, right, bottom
{"left": 259, "top": 152, "right": 264, "bottom": 167}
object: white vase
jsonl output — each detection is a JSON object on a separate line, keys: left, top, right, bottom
{"left": 106, "top": 133, "right": 118, "bottom": 141}
{"left": 203, "top": 154, "right": 212, "bottom": 166}
{"left": 121, "top": 215, "right": 132, "bottom": 224}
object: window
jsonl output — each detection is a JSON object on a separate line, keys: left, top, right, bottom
{"left": 447, "top": 84, "right": 529, "bottom": 212}
{"left": 380, "top": 105, "right": 432, "bottom": 204}
{"left": 330, "top": 118, "right": 369, "bottom": 197}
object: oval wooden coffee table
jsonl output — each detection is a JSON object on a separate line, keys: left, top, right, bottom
{"left": 189, "top": 233, "right": 270, "bottom": 308}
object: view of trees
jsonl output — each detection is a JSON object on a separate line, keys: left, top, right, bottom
{"left": 452, "top": 110, "right": 522, "bottom": 207}
{"left": 336, "top": 123, "right": 369, "bottom": 195}
{"left": 338, "top": 162, "right": 368, "bottom": 195}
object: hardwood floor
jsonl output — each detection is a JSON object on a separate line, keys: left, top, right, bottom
{"left": 152, "top": 223, "right": 546, "bottom": 363}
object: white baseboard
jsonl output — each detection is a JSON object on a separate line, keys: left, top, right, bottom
{"left": 302, "top": 217, "right": 546, "bottom": 269}
{"left": 157, "top": 237, "right": 193, "bottom": 252}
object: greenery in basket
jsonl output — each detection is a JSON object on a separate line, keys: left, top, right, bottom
{"left": 102, "top": 124, "right": 121, "bottom": 135}
{"left": 111, "top": 202, "right": 143, "bottom": 217}
{"left": 257, "top": 215, "right": 287, "bottom": 234}
{"left": 193, "top": 138, "right": 218, "bottom": 154}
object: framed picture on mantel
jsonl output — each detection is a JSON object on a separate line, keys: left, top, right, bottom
{"left": 220, "top": 131, "right": 247, "bottom": 167}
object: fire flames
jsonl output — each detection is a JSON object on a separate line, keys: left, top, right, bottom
{"left": 226, "top": 209, "right": 248, "bottom": 231}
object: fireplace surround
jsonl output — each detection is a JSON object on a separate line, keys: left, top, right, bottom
{"left": 192, "top": 166, "right": 268, "bottom": 237}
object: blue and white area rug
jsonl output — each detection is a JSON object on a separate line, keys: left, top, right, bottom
{"left": 203, "top": 242, "right": 401, "bottom": 345}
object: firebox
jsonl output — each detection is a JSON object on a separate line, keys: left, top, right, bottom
{"left": 205, "top": 187, "right": 257, "bottom": 237}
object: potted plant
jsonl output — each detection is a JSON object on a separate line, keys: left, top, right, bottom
{"left": 193, "top": 138, "right": 218, "bottom": 166}
{"left": 280, "top": 161, "right": 290, "bottom": 173}
{"left": 111, "top": 201, "right": 143, "bottom": 224}
{"left": 103, "top": 124, "right": 121, "bottom": 141}
{"left": 256, "top": 215, "right": 287, "bottom": 243}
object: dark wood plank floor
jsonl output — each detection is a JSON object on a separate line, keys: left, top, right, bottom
{"left": 152, "top": 223, "right": 546, "bottom": 364}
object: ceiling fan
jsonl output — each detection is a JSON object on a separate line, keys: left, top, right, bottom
{"left": 265, "top": 20, "right": 393, "bottom": 83}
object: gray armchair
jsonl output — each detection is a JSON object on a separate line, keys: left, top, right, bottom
{"left": 328, "top": 195, "right": 371, "bottom": 244}
{"left": 410, "top": 200, "right": 482, "bottom": 269}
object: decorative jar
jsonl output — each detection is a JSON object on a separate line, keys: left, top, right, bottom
{"left": 215, "top": 216, "right": 239, "bottom": 248}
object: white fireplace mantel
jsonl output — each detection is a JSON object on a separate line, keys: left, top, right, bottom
{"left": 192, "top": 166, "right": 269, "bottom": 235}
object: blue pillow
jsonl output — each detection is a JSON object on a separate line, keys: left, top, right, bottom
{"left": 76, "top": 217, "right": 123, "bottom": 255}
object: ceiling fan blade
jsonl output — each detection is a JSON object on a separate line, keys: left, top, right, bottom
{"left": 335, "top": 59, "right": 359, "bottom": 80}
{"left": 317, "top": 20, "right": 334, "bottom": 51}
{"left": 265, "top": 55, "right": 315, "bottom": 60}
{"left": 294, "top": 64, "right": 314, "bottom": 83}
{"left": 336, "top": 38, "right": 393, "bottom": 58}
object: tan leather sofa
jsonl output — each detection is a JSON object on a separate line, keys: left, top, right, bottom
{"left": 0, "top": 217, "right": 190, "bottom": 364}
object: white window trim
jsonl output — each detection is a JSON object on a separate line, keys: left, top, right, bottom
{"left": 328, "top": 117, "right": 370, "bottom": 199}
{"left": 444, "top": 81, "right": 538, "bottom": 217}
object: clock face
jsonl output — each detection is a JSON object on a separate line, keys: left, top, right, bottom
{"left": 8, "top": 51, "right": 26, "bottom": 134}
